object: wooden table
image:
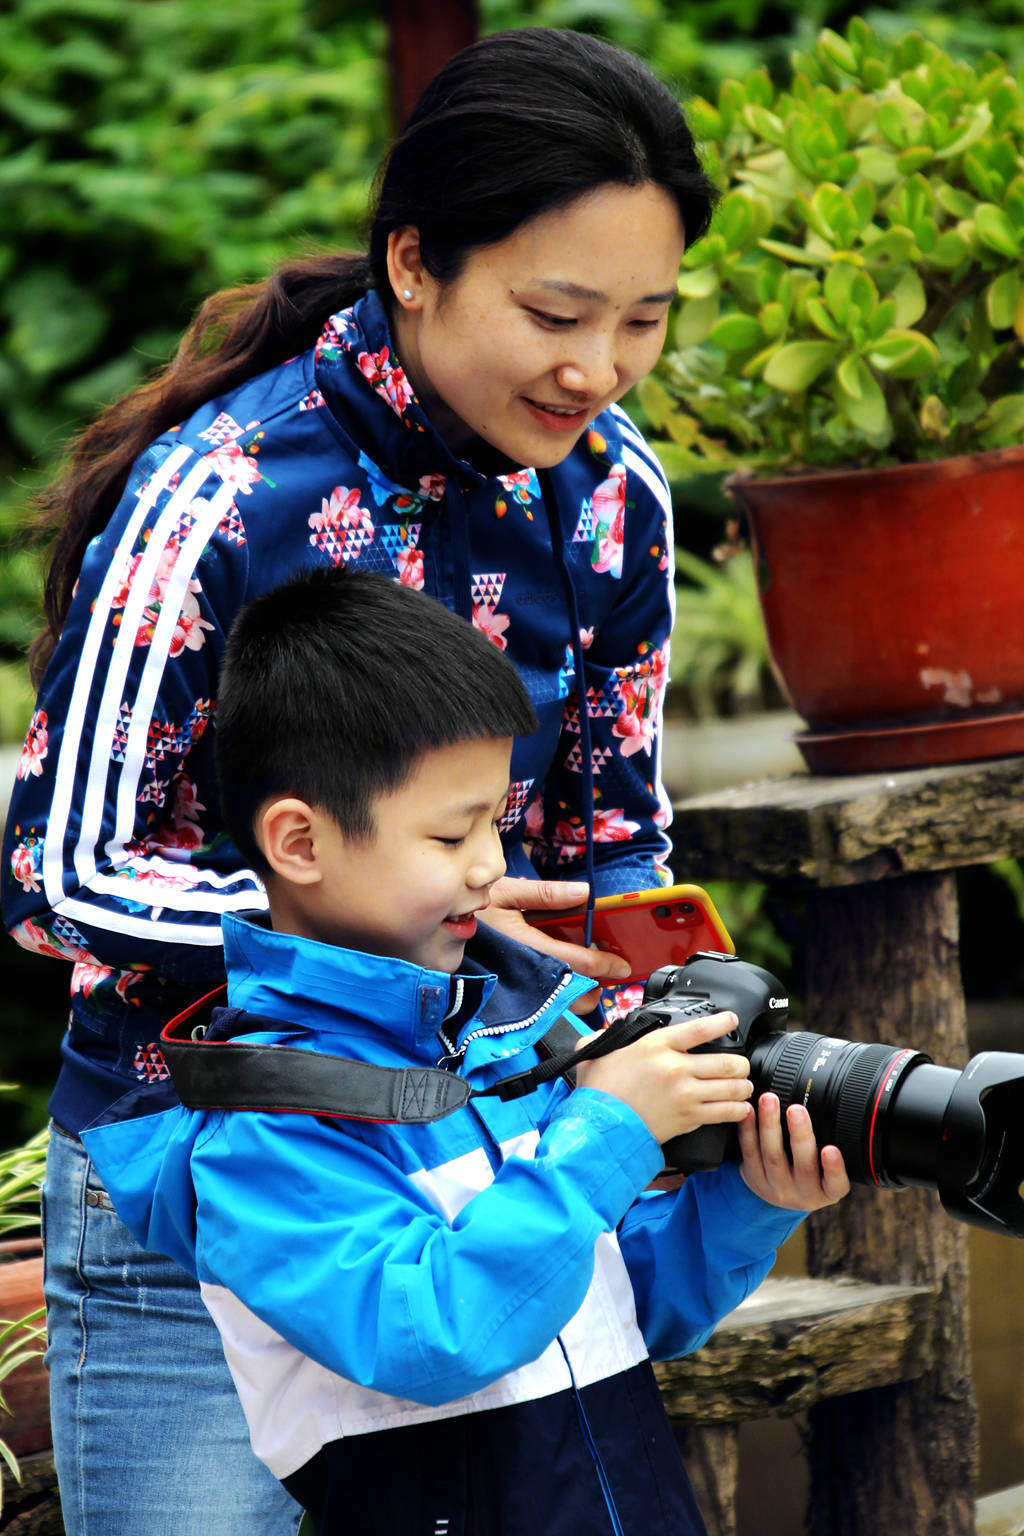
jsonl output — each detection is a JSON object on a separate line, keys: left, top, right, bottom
{"left": 663, "top": 754, "right": 1024, "bottom": 1536}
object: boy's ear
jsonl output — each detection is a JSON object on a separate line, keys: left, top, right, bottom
{"left": 256, "top": 798, "right": 323, "bottom": 886}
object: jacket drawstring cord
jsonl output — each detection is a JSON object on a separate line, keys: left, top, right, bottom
{"left": 539, "top": 469, "right": 597, "bottom": 948}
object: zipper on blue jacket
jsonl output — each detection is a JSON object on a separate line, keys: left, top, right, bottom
{"left": 436, "top": 970, "right": 578, "bottom": 1067}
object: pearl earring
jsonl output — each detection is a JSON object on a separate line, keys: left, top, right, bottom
{"left": 402, "top": 288, "right": 414, "bottom": 302}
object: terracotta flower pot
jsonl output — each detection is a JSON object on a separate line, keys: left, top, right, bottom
{"left": 0, "top": 1237, "right": 49, "bottom": 1458}
{"left": 730, "top": 445, "right": 1024, "bottom": 773}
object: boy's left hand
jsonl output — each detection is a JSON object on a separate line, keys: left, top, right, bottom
{"left": 737, "top": 1093, "right": 850, "bottom": 1211}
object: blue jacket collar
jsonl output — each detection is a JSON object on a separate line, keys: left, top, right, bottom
{"left": 222, "top": 911, "right": 589, "bottom": 1059}
{"left": 315, "top": 290, "right": 497, "bottom": 490}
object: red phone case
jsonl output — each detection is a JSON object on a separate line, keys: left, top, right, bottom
{"left": 527, "top": 884, "right": 734, "bottom": 984}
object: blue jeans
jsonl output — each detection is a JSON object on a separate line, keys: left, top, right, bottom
{"left": 42, "top": 1124, "right": 302, "bottom": 1536}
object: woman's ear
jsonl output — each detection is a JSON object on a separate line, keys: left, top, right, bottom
{"left": 256, "top": 798, "right": 323, "bottom": 886}
{"left": 387, "top": 226, "right": 425, "bottom": 309}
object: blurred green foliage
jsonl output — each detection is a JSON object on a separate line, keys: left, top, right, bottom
{"left": 670, "top": 545, "right": 782, "bottom": 716}
{"left": 0, "top": 0, "right": 387, "bottom": 463}
{"left": 0, "top": 0, "right": 390, "bottom": 743}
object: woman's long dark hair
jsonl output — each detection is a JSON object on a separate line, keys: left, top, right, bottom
{"left": 32, "top": 26, "right": 716, "bottom": 681}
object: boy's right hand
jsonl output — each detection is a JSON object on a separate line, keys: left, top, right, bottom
{"left": 575, "top": 1013, "right": 753, "bottom": 1146}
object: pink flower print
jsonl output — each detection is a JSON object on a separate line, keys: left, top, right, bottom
{"left": 396, "top": 545, "right": 425, "bottom": 589}
{"left": 592, "top": 807, "right": 640, "bottom": 843}
{"left": 12, "top": 917, "right": 83, "bottom": 961}
{"left": 315, "top": 315, "right": 348, "bottom": 362}
{"left": 18, "top": 710, "right": 48, "bottom": 780}
{"left": 167, "top": 589, "right": 214, "bottom": 657}
{"left": 115, "top": 864, "right": 201, "bottom": 919}
{"left": 71, "top": 960, "right": 118, "bottom": 1000}
{"left": 612, "top": 648, "right": 668, "bottom": 758}
{"left": 613, "top": 679, "right": 656, "bottom": 758}
{"left": 110, "top": 549, "right": 145, "bottom": 614}
{"left": 357, "top": 347, "right": 415, "bottom": 417}
{"left": 496, "top": 469, "right": 537, "bottom": 521}
{"left": 71, "top": 962, "right": 140, "bottom": 1003}
{"left": 579, "top": 627, "right": 594, "bottom": 651}
{"left": 157, "top": 772, "right": 206, "bottom": 853}
{"left": 602, "top": 983, "right": 645, "bottom": 1024}
{"left": 473, "top": 604, "right": 510, "bottom": 652}
{"left": 419, "top": 473, "right": 446, "bottom": 502}
{"left": 308, "top": 486, "right": 376, "bottom": 566}
{"left": 648, "top": 645, "right": 668, "bottom": 685}
{"left": 524, "top": 796, "right": 545, "bottom": 839}
{"left": 552, "top": 817, "right": 587, "bottom": 849}
{"left": 111, "top": 537, "right": 213, "bottom": 656}
{"left": 10, "top": 840, "right": 42, "bottom": 893}
{"left": 130, "top": 867, "right": 198, "bottom": 894}
{"left": 590, "top": 465, "right": 626, "bottom": 578}
{"left": 498, "top": 470, "right": 533, "bottom": 501}
{"left": 201, "top": 439, "right": 262, "bottom": 494}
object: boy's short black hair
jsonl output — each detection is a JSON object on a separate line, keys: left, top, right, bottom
{"left": 215, "top": 566, "right": 538, "bottom": 875}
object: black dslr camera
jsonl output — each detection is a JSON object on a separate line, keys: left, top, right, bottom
{"left": 635, "top": 951, "right": 1024, "bottom": 1239}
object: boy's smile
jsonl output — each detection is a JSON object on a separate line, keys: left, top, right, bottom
{"left": 269, "top": 736, "right": 512, "bottom": 974}
{"left": 441, "top": 908, "right": 485, "bottom": 943}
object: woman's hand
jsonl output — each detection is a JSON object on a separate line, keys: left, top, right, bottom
{"left": 737, "top": 1094, "right": 850, "bottom": 1211}
{"left": 480, "top": 876, "right": 631, "bottom": 1011}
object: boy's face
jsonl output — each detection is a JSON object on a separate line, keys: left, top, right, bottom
{"left": 286, "top": 736, "right": 512, "bottom": 973}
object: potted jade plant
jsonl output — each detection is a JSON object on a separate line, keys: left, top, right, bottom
{"left": 645, "top": 19, "right": 1024, "bottom": 771}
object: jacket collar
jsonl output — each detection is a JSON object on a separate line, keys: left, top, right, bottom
{"left": 314, "top": 289, "right": 495, "bottom": 491}
{"left": 222, "top": 911, "right": 589, "bottom": 1059}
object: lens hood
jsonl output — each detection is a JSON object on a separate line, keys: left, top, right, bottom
{"left": 936, "top": 1053, "right": 1024, "bottom": 1238}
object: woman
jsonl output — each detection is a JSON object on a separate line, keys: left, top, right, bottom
{"left": 3, "top": 25, "right": 717, "bottom": 1536}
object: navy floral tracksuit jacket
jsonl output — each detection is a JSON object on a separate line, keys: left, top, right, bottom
{"left": 3, "top": 288, "right": 678, "bottom": 1137}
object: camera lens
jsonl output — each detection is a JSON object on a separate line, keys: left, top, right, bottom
{"left": 645, "top": 953, "right": 1024, "bottom": 1236}
{"left": 748, "top": 1031, "right": 977, "bottom": 1190}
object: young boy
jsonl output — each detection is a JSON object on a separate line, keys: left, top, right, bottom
{"left": 83, "top": 568, "right": 847, "bottom": 1536}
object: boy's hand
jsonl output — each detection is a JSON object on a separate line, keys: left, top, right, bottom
{"left": 737, "top": 1093, "right": 850, "bottom": 1210}
{"left": 575, "top": 1013, "right": 753, "bottom": 1145}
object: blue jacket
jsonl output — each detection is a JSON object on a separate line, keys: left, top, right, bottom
{"left": 3, "top": 290, "right": 677, "bottom": 1137}
{"left": 84, "top": 914, "right": 803, "bottom": 1532}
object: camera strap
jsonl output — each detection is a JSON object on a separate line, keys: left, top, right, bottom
{"left": 158, "top": 987, "right": 694, "bottom": 1125}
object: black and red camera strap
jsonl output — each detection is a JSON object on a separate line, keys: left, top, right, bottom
{"left": 158, "top": 987, "right": 690, "bottom": 1125}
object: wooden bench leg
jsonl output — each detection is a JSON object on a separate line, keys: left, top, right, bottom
{"left": 801, "top": 873, "right": 978, "bottom": 1536}
{"left": 675, "top": 1422, "right": 740, "bottom": 1536}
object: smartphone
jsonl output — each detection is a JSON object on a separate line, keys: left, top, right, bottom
{"left": 525, "top": 883, "right": 734, "bottom": 984}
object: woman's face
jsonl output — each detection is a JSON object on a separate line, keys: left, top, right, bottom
{"left": 389, "top": 182, "right": 686, "bottom": 469}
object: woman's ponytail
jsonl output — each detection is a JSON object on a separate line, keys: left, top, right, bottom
{"left": 31, "top": 251, "right": 372, "bottom": 683}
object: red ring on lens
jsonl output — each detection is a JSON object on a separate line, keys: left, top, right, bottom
{"left": 866, "top": 1049, "right": 918, "bottom": 1186}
